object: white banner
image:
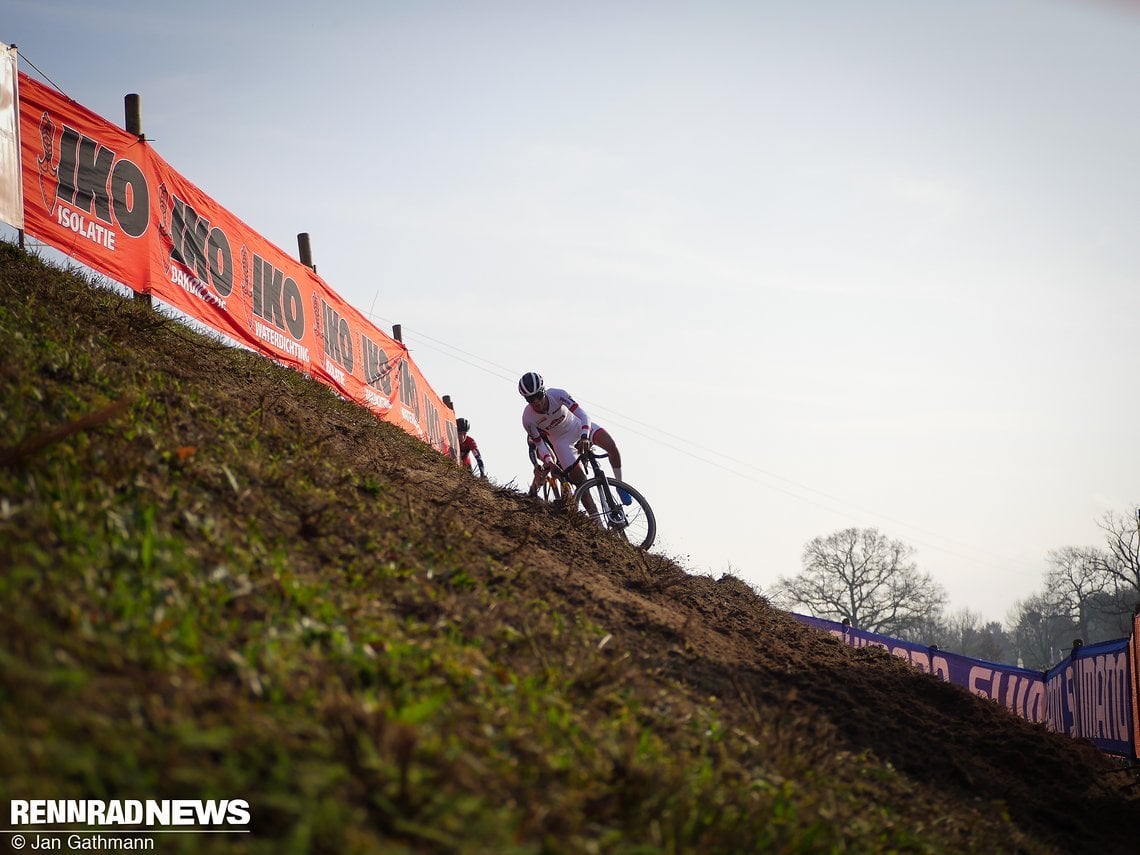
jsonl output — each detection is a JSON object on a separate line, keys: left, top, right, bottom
{"left": 0, "top": 43, "right": 23, "bottom": 229}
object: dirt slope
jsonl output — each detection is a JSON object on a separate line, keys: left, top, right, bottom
{"left": 2, "top": 241, "right": 1138, "bottom": 854}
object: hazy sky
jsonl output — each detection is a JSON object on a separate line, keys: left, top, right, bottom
{"left": 6, "top": 0, "right": 1139, "bottom": 624}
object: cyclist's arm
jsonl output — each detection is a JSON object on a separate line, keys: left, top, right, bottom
{"left": 522, "top": 410, "right": 555, "bottom": 465}
{"left": 550, "top": 389, "right": 592, "bottom": 446}
{"left": 528, "top": 436, "right": 554, "bottom": 469}
{"left": 524, "top": 436, "right": 551, "bottom": 497}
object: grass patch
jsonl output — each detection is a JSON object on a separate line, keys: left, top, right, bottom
{"left": 2, "top": 241, "right": 1132, "bottom": 854}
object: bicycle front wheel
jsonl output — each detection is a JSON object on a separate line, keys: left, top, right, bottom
{"left": 575, "top": 476, "right": 656, "bottom": 550}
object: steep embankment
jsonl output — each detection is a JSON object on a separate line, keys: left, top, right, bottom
{"left": 1, "top": 241, "right": 1138, "bottom": 854}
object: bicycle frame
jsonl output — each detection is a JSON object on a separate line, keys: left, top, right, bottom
{"left": 534, "top": 442, "right": 655, "bottom": 549}
{"left": 558, "top": 448, "right": 627, "bottom": 527}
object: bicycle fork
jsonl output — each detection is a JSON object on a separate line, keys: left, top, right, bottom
{"left": 588, "top": 459, "right": 627, "bottom": 528}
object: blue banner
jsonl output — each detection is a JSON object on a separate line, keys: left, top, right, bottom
{"left": 1045, "top": 638, "right": 1133, "bottom": 758}
{"left": 793, "top": 614, "right": 1135, "bottom": 758}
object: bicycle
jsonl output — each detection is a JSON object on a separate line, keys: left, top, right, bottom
{"left": 526, "top": 441, "right": 567, "bottom": 503}
{"left": 528, "top": 463, "right": 568, "bottom": 504}
{"left": 551, "top": 446, "right": 656, "bottom": 550}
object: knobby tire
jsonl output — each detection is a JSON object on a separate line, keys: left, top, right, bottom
{"left": 574, "top": 476, "right": 656, "bottom": 550}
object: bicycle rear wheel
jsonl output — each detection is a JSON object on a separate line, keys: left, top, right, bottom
{"left": 575, "top": 476, "right": 655, "bottom": 550}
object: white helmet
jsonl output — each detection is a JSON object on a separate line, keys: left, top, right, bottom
{"left": 518, "top": 372, "right": 544, "bottom": 399}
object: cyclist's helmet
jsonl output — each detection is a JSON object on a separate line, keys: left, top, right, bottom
{"left": 518, "top": 372, "right": 545, "bottom": 399}
{"left": 456, "top": 418, "right": 470, "bottom": 433}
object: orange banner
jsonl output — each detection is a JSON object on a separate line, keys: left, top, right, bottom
{"left": 20, "top": 77, "right": 152, "bottom": 290}
{"left": 18, "top": 72, "right": 455, "bottom": 458}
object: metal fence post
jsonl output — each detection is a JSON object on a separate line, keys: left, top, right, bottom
{"left": 297, "top": 232, "right": 315, "bottom": 272}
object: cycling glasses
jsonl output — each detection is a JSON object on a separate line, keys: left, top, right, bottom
{"left": 525, "top": 392, "right": 544, "bottom": 403}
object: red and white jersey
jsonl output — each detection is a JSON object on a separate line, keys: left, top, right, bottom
{"left": 459, "top": 434, "right": 480, "bottom": 464}
{"left": 522, "top": 388, "right": 593, "bottom": 466}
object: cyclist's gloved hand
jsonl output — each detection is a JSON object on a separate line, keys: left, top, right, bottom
{"left": 576, "top": 435, "right": 591, "bottom": 453}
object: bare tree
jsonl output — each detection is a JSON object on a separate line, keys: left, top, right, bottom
{"left": 901, "top": 609, "right": 1013, "bottom": 661}
{"left": 894, "top": 610, "right": 944, "bottom": 647}
{"left": 1046, "top": 543, "right": 1135, "bottom": 642}
{"left": 942, "top": 608, "right": 985, "bottom": 655}
{"left": 1092, "top": 509, "right": 1140, "bottom": 600}
{"left": 772, "top": 527, "right": 946, "bottom": 636}
{"left": 976, "top": 620, "right": 1014, "bottom": 662}
{"left": 1046, "top": 545, "right": 1112, "bottom": 641}
{"left": 1008, "top": 594, "right": 1076, "bottom": 671}
{"left": 939, "top": 610, "right": 1012, "bottom": 660}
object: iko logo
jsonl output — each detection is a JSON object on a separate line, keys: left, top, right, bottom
{"left": 37, "top": 112, "right": 149, "bottom": 239}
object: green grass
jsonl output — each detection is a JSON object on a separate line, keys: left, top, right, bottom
{"left": 0, "top": 241, "right": 1113, "bottom": 854}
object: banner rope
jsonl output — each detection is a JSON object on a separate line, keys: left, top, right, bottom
{"left": 13, "top": 48, "right": 68, "bottom": 96}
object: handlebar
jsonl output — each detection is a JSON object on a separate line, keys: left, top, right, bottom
{"left": 554, "top": 445, "right": 607, "bottom": 479}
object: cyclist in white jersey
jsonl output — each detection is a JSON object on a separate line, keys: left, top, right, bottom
{"left": 517, "top": 371, "right": 631, "bottom": 508}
